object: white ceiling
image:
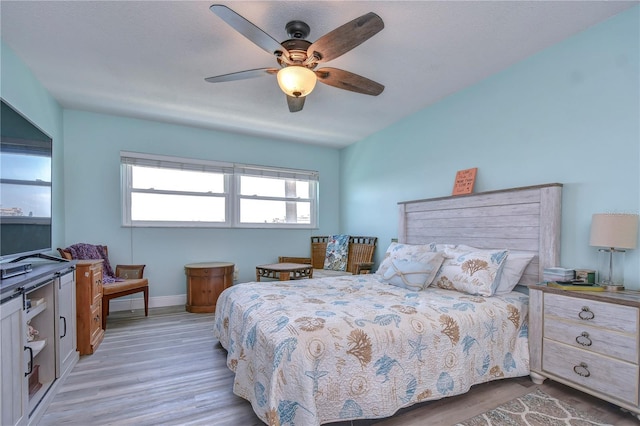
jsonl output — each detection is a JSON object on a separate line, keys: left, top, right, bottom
{"left": 1, "top": 1, "right": 635, "bottom": 148}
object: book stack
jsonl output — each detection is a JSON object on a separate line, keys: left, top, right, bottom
{"left": 543, "top": 267, "right": 575, "bottom": 283}
{"left": 546, "top": 281, "right": 604, "bottom": 291}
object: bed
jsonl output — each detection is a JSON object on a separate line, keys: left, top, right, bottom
{"left": 214, "top": 183, "right": 563, "bottom": 425}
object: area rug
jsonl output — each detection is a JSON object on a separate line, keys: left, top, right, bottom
{"left": 456, "top": 389, "right": 613, "bottom": 426}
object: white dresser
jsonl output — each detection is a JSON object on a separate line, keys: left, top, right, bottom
{"left": 529, "top": 284, "right": 640, "bottom": 419}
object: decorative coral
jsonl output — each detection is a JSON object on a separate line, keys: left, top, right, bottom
{"left": 347, "top": 328, "right": 372, "bottom": 367}
{"left": 439, "top": 314, "right": 460, "bottom": 345}
{"left": 461, "top": 259, "right": 489, "bottom": 276}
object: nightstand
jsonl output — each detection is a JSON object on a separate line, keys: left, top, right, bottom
{"left": 184, "top": 262, "right": 234, "bottom": 313}
{"left": 529, "top": 284, "right": 640, "bottom": 419}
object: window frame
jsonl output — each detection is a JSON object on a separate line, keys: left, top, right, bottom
{"left": 120, "top": 151, "right": 319, "bottom": 229}
{"left": 233, "top": 165, "right": 318, "bottom": 229}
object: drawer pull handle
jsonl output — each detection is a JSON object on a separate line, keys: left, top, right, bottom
{"left": 573, "top": 362, "right": 590, "bottom": 377}
{"left": 24, "top": 346, "right": 33, "bottom": 377}
{"left": 60, "top": 316, "right": 67, "bottom": 338}
{"left": 576, "top": 332, "right": 592, "bottom": 347}
{"left": 578, "top": 306, "right": 595, "bottom": 320}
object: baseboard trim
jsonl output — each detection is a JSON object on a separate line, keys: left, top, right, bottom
{"left": 108, "top": 294, "right": 186, "bottom": 312}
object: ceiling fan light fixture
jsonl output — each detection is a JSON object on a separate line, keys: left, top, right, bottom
{"left": 277, "top": 66, "right": 317, "bottom": 98}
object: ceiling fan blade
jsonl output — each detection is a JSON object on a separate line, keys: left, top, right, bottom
{"left": 316, "top": 68, "right": 384, "bottom": 96}
{"left": 307, "top": 12, "right": 383, "bottom": 63}
{"left": 210, "top": 5, "right": 288, "bottom": 57}
{"left": 287, "top": 95, "right": 305, "bottom": 113}
{"left": 205, "top": 68, "right": 278, "bottom": 83}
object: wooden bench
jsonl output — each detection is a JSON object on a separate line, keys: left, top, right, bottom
{"left": 279, "top": 236, "right": 377, "bottom": 277}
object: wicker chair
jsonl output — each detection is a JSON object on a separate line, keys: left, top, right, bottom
{"left": 58, "top": 246, "right": 148, "bottom": 329}
{"left": 279, "top": 236, "right": 377, "bottom": 277}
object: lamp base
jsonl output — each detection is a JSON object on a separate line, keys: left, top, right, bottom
{"left": 599, "top": 283, "right": 625, "bottom": 292}
{"left": 596, "top": 248, "right": 627, "bottom": 290}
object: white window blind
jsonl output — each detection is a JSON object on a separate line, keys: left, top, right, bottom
{"left": 234, "top": 164, "right": 319, "bottom": 181}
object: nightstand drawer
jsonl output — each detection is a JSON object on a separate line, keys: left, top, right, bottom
{"left": 544, "top": 293, "right": 638, "bottom": 334}
{"left": 544, "top": 320, "right": 638, "bottom": 363}
{"left": 543, "top": 339, "right": 639, "bottom": 406}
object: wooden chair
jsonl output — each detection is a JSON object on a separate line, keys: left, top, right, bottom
{"left": 58, "top": 246, "right": 149, "bottom": 330}
{"left": 279, "top": 235, "right": 377, "bottom": 277}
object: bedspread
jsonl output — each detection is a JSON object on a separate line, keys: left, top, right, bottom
{"left": 213, "top": 274, "right": 529, "bottom": 425}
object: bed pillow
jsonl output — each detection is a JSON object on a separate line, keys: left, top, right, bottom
{"left": 433, "top": 246, "right": 508, "bottom": 296}
{"left": 454, "top": 245, "right": 535, "bottom": 295}
{"left": 376, "top": 242, "right": 438, "bottom": 276}
{"left": 494, "top": 252, "right": 536, "bottom": 295}
{"left": 382, "top": 253, "right": 445, "bottom": 291}
{"left": 430, "top": 243, "right": 457, "bottom": 252}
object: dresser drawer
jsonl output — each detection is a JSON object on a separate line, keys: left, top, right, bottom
{"left": 544, "top": 292, "right": 638, "bottom": 334}
{"left": 544, "top": 320, "right": 638, "bottom": 363}
{"left": 91, "top": 265, "right": 103, "bottom": 304}
{"left": 543, "top": 339, "right": 639, "bottom": 406}
{"left": 90, "top": 300, "right": 102, "bottom": 342}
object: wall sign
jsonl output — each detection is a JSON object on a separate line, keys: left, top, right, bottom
{"left": 452, "top": 168, "right": 477, "bottom": 195}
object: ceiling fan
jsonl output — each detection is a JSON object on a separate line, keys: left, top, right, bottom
{"left": 205, "top": 4, "right": 385, "bottom": 113}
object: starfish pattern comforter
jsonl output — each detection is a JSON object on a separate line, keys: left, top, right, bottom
{"left": 213, "top": 274, "right": 530, "bottom": 425}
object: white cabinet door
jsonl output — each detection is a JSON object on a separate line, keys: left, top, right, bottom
{"left": 0, "top": 296, "right": 27, "bottom": 426}
{"left": 56, "top": 270, "right": 77, "bottom": 377}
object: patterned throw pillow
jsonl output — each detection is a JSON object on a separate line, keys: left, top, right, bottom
{"left": 454, "top": 245, "right": 535, "bottom": 295}
{"left": 382, "top": 253, "right": 445, "bottom": 291}
{"left": 376, "top": 242, "right": 439, "bottom": 276}
{"left": 434, "top": 246, "right": 508, "bottom": 296}
{"left": 431, "top": 243, "right": 457, "bottom": 252}
{"left": 324, "top": 234, "right": 350, "bottom": 271}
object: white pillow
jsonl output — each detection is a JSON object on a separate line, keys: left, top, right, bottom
{"left": 382, "top": 253, "right": 445, "bottom": 291}
{"left": 494, "top": 252, "right": 536, "bottom": 295}
{"left": 434, "top": 246, "right": 508, "bottom": 296}
{"left": 376, "top": 242, "right": 438, "bottom": 276}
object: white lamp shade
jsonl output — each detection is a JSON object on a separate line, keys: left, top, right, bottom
{"left": 589, "top": 213, "right": 639, "bottom": 249}
{"left": 277, "top": 66, "right": 317, "bottom": 98}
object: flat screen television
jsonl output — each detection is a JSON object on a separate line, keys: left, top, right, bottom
{"left": 0, "top": 99, "right": 53, "bottom": 261}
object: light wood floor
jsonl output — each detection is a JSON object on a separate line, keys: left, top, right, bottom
{"left": 39, "top": 307, "right": 639, "bottom": 426}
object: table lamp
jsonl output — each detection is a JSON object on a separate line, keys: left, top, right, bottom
{"left": 589, "top": 213, "right": 639, "bottom": 291}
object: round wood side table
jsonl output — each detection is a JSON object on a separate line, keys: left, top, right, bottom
{"left": 184, "top": 262, "right": 234, "bottom": 313}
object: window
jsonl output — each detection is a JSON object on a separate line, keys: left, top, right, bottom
{"left": 121, "top": 151, "right": 318, "bottom": 228}
{"left": 235, "top": 165, "right": 317, "bottom": 228}
{"left": 1, "top": 141, "right": 52, "bottom": 219}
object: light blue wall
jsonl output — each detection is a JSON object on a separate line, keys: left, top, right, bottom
{"left": 4, "top": 6, "right": 639, "bottom": 297}
{"left": 62, "top": 110, "right": 341, "bottom": 293}
{"left": 0, "top": 42, "right": 65, "bottom": 252}
{"left": 341, "top": 7, "right": 640, "bottom": 288}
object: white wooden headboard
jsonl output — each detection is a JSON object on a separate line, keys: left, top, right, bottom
{"left": 398, "top": 183, "right": 563, "bottom": 285}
